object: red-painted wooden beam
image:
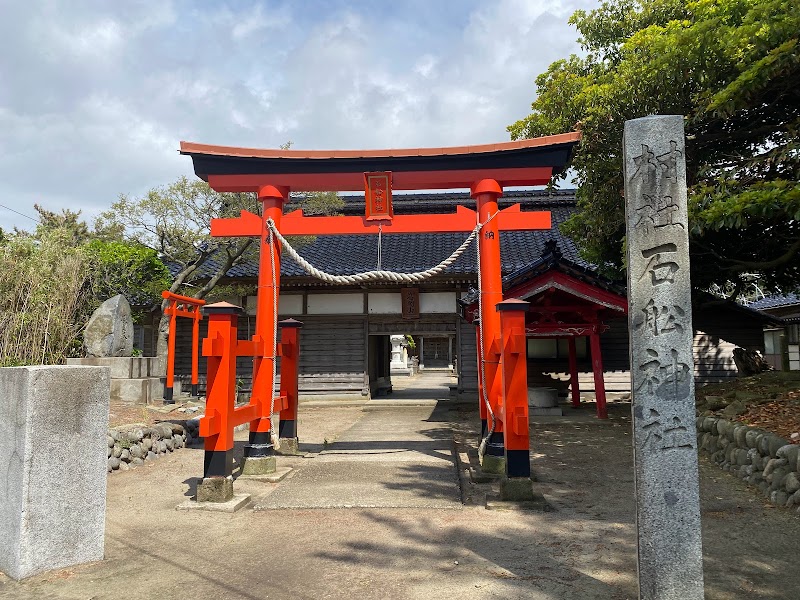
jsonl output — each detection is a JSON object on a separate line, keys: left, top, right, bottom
{"left": 205, "top": 167, "right": 554, "bottom": 192}
{"left": 210, "top": 204, "right": 551, "bottom": 238}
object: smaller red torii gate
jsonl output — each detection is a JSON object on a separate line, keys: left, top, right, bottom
{"left": 180, "top": 134, "right": 580, "bottom": 500}
{"left": 161, "top": 291, "right": 205, "bottom": 402}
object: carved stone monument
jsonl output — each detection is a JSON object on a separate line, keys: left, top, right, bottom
{"left": 84, "top": 294, "right": 134, "bottom": 358}
{"left": 624, "top": 115, "right": 704, "bottom": 599}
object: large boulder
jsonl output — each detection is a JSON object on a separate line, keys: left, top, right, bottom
{"left": 84, "top": 295, "right": 134, "bottom": 357}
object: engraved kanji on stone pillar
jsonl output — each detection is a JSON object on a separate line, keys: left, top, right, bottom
{"left": 624, "top": 116, "right": 704, "bottom": 600}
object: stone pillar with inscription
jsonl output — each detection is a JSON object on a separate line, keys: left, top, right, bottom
{"left": 624, "top": 115, "right": 704, "bottom": 600}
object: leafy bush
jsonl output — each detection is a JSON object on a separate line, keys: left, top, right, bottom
{"left": 83, "top": 239, "right": 171, "bottom": 322}
{"left": 0, "top": 228, "right": 94, "bottom": 365}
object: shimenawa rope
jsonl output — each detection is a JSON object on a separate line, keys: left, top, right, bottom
{"left": 266, "top": 218, "right": 479, "bottom": 284}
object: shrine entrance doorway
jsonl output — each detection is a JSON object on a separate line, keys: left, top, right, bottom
{"left": 367, "top": 334, "right": 391, "bottom": 396}
{"left": 420, "top": 335, "right": 451, "bottom": 370}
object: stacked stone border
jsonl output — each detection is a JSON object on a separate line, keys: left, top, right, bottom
{"left": 107, "top": 419, "right": 199, "bottom": 472}
{"left": 697, "top": 416, "right": 800, "bottom": 514}
{"left": 107, "top": 417, "right": 249, "bottom": 473}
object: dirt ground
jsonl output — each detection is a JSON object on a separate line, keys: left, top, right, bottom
{"left": 2, "top": 401, "right": 799, "bottom": 599}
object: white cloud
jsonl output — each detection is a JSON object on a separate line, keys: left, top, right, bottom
{"left": 0, "top": 0, "right": 595, "bottom": 232}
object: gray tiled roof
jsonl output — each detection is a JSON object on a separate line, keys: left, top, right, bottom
{"left": 748, "top": 293, "right": 800, "bottom": 310}
{"left": 196, "top": 190, "right": 587, "bottom": 280}
{"left": 283, "top": 206, "right": 586, "bottom": 278}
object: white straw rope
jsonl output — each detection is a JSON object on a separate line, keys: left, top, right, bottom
{"left": 266, "top": 218, "right": 481, "bottom": 284}
{"left": 268, "top": 229, "right": 280, "bottom": 449}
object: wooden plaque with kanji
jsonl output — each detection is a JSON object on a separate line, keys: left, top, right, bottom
{"left": 364, "top": 172, "right": 393, "bottom": 221}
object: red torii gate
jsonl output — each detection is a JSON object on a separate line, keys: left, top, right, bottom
{"left": 180, "top": 133, "right": 580, "bottom": 490}
{"left": 161, "top": 290, "right": 205, "bottom": 401}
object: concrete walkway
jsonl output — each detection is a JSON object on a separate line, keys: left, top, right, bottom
{"left": 256, "top": 405, "right": 462, "bottom": 509}
{"left": 380, "top": 371, "right": 456, "bottom": 401}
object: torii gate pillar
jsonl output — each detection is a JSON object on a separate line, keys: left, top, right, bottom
{"left": 472, "top": 179, "right": 506, "bottom": 472}
{"left": 241, "top": 184, "right": 289, "bottom": 475}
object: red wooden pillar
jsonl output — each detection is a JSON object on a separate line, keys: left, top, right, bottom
{"left": 164, "top": 300, "right": 177, "bottom": 404}
{"left": 245, "top": 184, "right": 289, "bottom": 460}
{"left": 497, "top": 299, "right": 531, "bottom": 479}
{"left": 474, "top": 318, "right": 487, "bottom": 442}
{"left": 472, "top": 178, "right": 505, "bottom": 458}
{"left": 191, "top": 305, "right": 201, "bottom": 397}
{"left": 278, "top": 318, "right": 303, "bottom": 449}
{"left": 200, "top": 303, "right": 242, "bottom": 477}
{"left": 589, "top": 329, "right": 608, "bottom": 419}
{"left": 568, "top": 336, "right": 580, "bottom": 407}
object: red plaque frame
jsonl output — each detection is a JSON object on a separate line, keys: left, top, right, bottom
{"left": 364, "top": 172, "right": 393, "bottom": 222}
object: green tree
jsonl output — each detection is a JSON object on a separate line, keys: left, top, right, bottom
{"left": 97, "top": 177, "right": 259, "bottom": 296}
{"left": 509, "top": 0, "right": 800, "bottom": 298}
{"left": 96, "top": 173, "right": 345, "bottom": 361}
{"left": 96, "top": 176, "right": 260, "bottom": 360}
{"left": 83, "top": 240, "right": 171, "bottom": 320}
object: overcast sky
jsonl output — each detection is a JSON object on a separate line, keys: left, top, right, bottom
{"left": 0, "top": 0, "right": 594, "bottom": 232}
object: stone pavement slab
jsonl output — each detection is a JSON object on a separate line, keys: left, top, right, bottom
{"left": 255, "top": 404, "right": 462, "bottom": 509}
{"left": 253, "top": 461, "right": 462, "bottom": 509}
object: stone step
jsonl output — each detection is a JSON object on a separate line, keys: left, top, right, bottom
{"left": 110, "top": 377, "right": 181, "bottom": 405}
{"left": 65, "top": 357, "right": 164, "bottom": 379}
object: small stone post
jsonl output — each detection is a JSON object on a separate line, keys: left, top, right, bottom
{"left": 0, "top": 366, "right": 110, "bottom": 580}
{"left": 624, "top": 115, "right": 704, "bottom": 599}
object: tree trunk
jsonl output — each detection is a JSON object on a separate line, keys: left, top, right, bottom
{"left": 155, "top": 302, "right": 171, "bottom": 376}
{"left": 154, "top": 239, "right": 253, "bottom": 373}
{"left": 732, "top": 347, "right": 771, "bottom": 377}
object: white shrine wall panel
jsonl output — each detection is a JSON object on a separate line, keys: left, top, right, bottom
{"left": 419, "top": 292, "right": 457, "bottom": 314}
{"left": 368, "top": 293, "right": 402, "bottom": 314}
{"left": 307, "top": 293, "right": 364, "bottom": 315}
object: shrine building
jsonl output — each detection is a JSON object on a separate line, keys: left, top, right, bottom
{"left": 157, "top": 188, "right": 774, "bottom": 403}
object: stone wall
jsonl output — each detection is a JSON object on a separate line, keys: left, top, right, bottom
{"left": 697, "top": 416, "right": 800, "bottom": 513}
{"left": 106, "top": 419, "right": 200, "bottom": 472}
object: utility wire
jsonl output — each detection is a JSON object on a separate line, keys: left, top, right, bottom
{"left": 0, "top": 203, "right": 39, "bottom": 223}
